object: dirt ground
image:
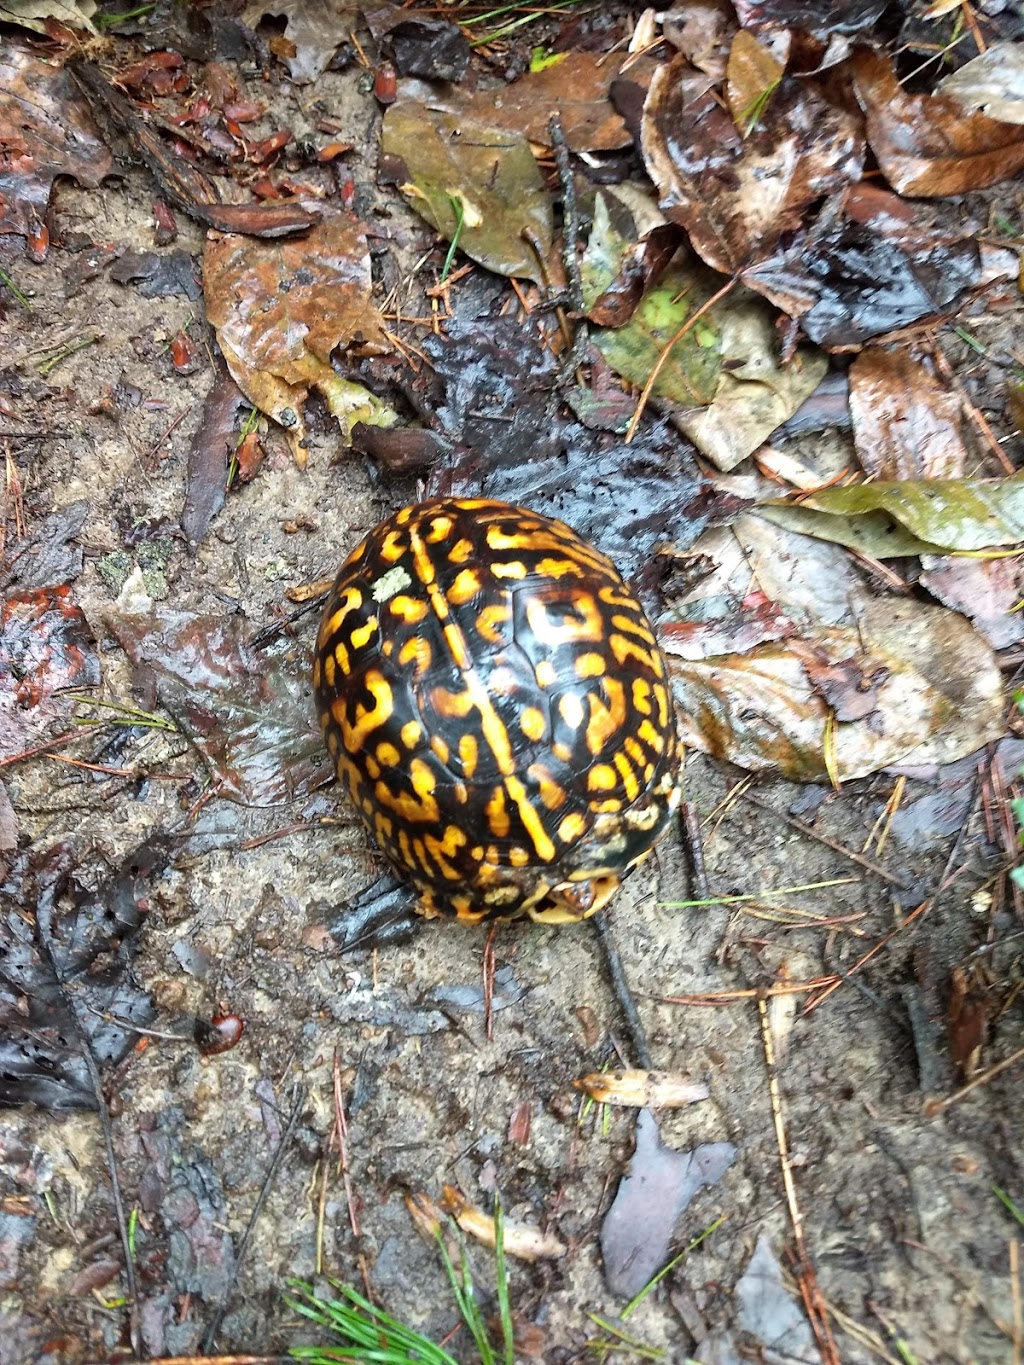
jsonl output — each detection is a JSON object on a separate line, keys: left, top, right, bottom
{"left": 2, "top": 11, "right": 1023, "bottom": 1365}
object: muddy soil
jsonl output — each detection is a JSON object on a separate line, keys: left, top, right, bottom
{"left": 1, "top": 15, "right": 1022, "bottom": 1365}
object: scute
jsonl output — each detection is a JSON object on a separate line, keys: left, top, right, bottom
{"left": 314, "top": 497, "right": 680, "bottom": 923}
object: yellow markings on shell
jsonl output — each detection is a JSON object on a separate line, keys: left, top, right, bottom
{"left": 364, "top": 753, "right": 381, "bottom": 780}
{"left": 610, "top": 612, "right": 656, "bottom": 645}
{"left": 380, "top": 530, "right": 407, "bottom": 563}
{"left": 448, "top": 568, "right": 482, "bottom": 606}
{"left": 609, "top": 633, "right": 662, "bottom": 676}
{"left": 408, "top": 513, "right": 557, "bottom": 863}
{"left": 431, "top": 734, "right": 450, "bottom": 765}
{"left": 389, "top": 594, "right": 429, "bottom": 624}
{"left": 632, "top": 677, "right": 652, "bottom": 714}
{"left": 454, "top": 780, "right": 469, "bottom": 804}
{"left": 322, "top": 652, "right": 336, "bottom": 688}
{"left": 375, "top": 812, "right": 394, "bottom": 844}
{"left": 401, "top": 719, "right": 422, "bottom": 750}
{"left": 652, "top": 682, "right": 670, "bottom": 727}
{"left": 398, "top": 827, "right": 415, "bottom": 872}
{"left": 508, "top": 846, "right": 530, "bottom": 868}
{"left": 376, "top": 741, "right": 401, "bottom": 766}
{"left": 486, "top": 786, "right": 510, "bottom": 838}
{"left": 431, "top": 685, "right": 476, "bottom": 719}
{"left": 333, "top": 639, "right": 351, "bottom": 676}
{"left": 459, "top": 732, "right": 479, "bottom": 778}
{"left": 475, "top": 603, "right": 510, "bottom": 644}
{"left": 638, "top": 718, "right": 664, "bottom": 753}
{"left": 426, "top": 514, "right": 454, "bottom": 542}
{"left": 558, "top": 693, "right": 585, "bottom": 732}
{"left": 530, "top": 764, "right": 568, "bottom": 811}
{"left": 588, "top": 763, "right": 618, "bottom": 792}
{"left": 558, "top": 811, "right": 586, "bottom": 843}
{"left": 491, "top": 560, "right": 527, "bottom": 580}
{"left": 575, "top": 652, "right": 605, "bottom": 679}
{"left": 449, "top": 537, "right": 475, "bottom": 563}
{"left": 398, "top": 636, "right": 432, "bottom": 678}
{"left": 586, "top": 677, "right": 627, "bottom": 755}
{"left": 323, "top": 584, "right": 362, "bottom": 639}
{"left": 598, "top": 582, "right": 641, "bottom": 611}
{"left": 349, "top": 617, "right": 378, "bottom": 650}
{"left": 520, "top": 706, "right": 546, "bottom": 741}
{"left": 614, "top": 751, "right": 640, "bottom": 801}
{"left": 552, "top": 742, "right": 572, "bottom": 763}
{"left": 374, "top": 756, "right": 439, "bottom": 823}
{"left": 425, "top": 824, "right": 468, "bottom": 879}
{"left": 525, "top": 592, "right": 603, "bottom": 646}
{"left": 333, "top": 668, "right": 393, "bottom": 750}
{"left": 535, "top": 556, "right": 586, "bottom": 579}
{"left": 592, "top": 797, "right": 622, "bottom": 813}
{"left": 535, "top": 660, "right": 557, "bottom": 688}
{"left": 412, "top": 835, "right": 431, "bottom": 876}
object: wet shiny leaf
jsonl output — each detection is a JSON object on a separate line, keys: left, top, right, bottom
{"left": 854, "top": 48, "right": 1024, "bottom": 196}
{"left": 938, "top": 42, "right": 1024, "bottom": 126}
{"left": 849, "top": 348, "right": 967, "bottom": 478}
{"left": 203, "top": 210, "right": 395, "bottom": 464}
{"left": 241, "top": 0, "right": 358, "bottom": 84}
{"left": 382, "top": 88, "right": 553, "bottom": 284}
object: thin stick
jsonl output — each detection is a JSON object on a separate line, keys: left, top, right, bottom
{"left": 1012, "top": 1238, "right": 1022, "bottom": 1365}
{"left": 332, "top": 1052, "right": 361, "bottom": 1238}
{"left": 924, "top": 1044, "right": 1024, "bottom": 1117}
{"left": 592, "top": 911, "right": 653, "bottom": 1069}
{"left": 201, "top": 1084, "right": 307, "bottom": 1352}
{"left": 758, "top": 997, "right": 840, "bottom": 1364}
{"left": 803, "top": 900, "right": 932, "bottom": 1016}
{"left": 624, "top": 277, "right": 737, "bottom": 443}
{"left": 682, "top": 800, "right": 710, "bottom": 901}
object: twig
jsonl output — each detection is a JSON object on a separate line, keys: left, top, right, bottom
{"left": 201, "top": 1084, "right": 307, "bottom": 1352}
{"left": 681, "top": 800, "right": 710, "bottom": 901}
{"left": 741, "top": 792, "right": 910, "bottom": 888}
{"left": 758, "top": 996, "right": 840, "bottom": 1365}
{"left": 332, "top": 1052, "right": 360, "bottom": 1238}
{"left": 924, "top": 1044, "right": 1024, "bottom": 1117}
{"left": 1012, "top": 1238, "right": 1022, "bottom": 1365}
{"left": 657, "top": 978, "right": 837, "bottom": 1006}
{"left": 624, "top": 276, "right": 737, "bottom": 443}
{"left": 483, "top": 923, "right": 498, "bottom": 1042}
{"left": 591, "top": 911, "right": 653, "bottom": 1069}
{"left": 803, "top": 900, "right": 932, "bottom": 1016}
{"left": 547, "top": 115, "right": 589, "bottom": 380}
{"left": 35, "top": 894, "right": 140, "bottom": 1354}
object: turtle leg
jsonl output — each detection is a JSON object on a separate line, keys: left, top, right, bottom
{"left": 328, "top": 874, "right": 423, "bottom": 951}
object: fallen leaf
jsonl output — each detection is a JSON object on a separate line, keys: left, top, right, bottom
{"left": 203, "top": 210, "right": 395, "bottom": 464}
{"left": 382, "top": 88, "right": 553, "bottom": 284}
{"left": 441, "top": 1187, "right": 565, "bottom": 1261}
{"left": 0, "top": 42, "right": 112, "bottom": 237}
{"left": 735, "top": 1232, "right": 820, "bottom": 1360}
{"left": 920, "top": 552, "right": 1024, "bottom": 649}
{"left": 763, "top": 476, "right": 1024, "bottom": 554}
{"left": 642, "top": 48, "right": 864, "bottom": 276}
{"left": 0, "top": 0, "right": 96, "bottom": 35}
{"left": 600, "top": 1109, "right": 735, "bottom": 1299}
{"left": 947, "top": 966, "right": 991, "bottom": 1081}
{"left": 105, "top": 607, "right": 326, "bottom": 805}
{"left": 241, "top": 0, "right": 359, "bottom": 84}
{"left": 573, "top": 1070, "right": 710, "bottom": 1108}
{"left": 938, "top": 42, "right": 1024, "bottom": 125}
{"left": 180, "top": 374, "right": 250, "bottom": 548}
{"left": 849, "top": 348, "right": 967, "bottom": 478}
{"left": 854, "top": 47, "right": 1024, "bottom": 195}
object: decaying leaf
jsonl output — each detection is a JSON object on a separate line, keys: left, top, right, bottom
{"left": 0, "top": 42, "right": 112, "bottom": 237}
{"left": 920, "top": 552, "right": 1024, "bottom": 649}
{"left": 105, "top": 606, "right": 326, "bottom": 806}
{"left": 573, "top": 1070, "right": 710, "bottom": 1109}
{"left": 669, "top": 596, "right": 1004, "bottom": 781}
{"left": 938, "top": 42, "right": 1024, "bottom": 126}
{"left": 849, "top": 348, "right": 967, "bottom": 479}
{"left": 642, "top": 47, "right": 864, "bottom": 277}
{"left": 736, "top": 1232, "right": 819, "bottom": 1360}
{"left": 440, "top": 1187, "right": 565, "bottom": 1261}
{"left": 762, "top": 477, "right": 1024, "bottom": 554}
{"left": 382, "top": 87, "right": 553, "bottom": 284}
{"left": 0, "top": 0, "right": 96, "bottom": 35}
{"left": 242, "top": 0, "right": 359, "bottom": 84}
{"left": 203, "top": 210, "right": 395, "bottom": 464}
{"left": 580, "top": 192, "right": 827, "bottom": 470}
{"left": 855, "top": 48, "right": 1024, "bottom": 196}
{"left": 600, "top": 1110, "right": 735, "bottom": 1298}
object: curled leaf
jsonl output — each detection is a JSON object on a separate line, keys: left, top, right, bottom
{"left": 574, "top": 1070, "right": 710, "bottom": 1109}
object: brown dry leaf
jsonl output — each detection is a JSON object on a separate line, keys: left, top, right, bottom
{"left": 920, "top": 552, "right": 1024, "bottom": 649}
{"left": 947, "top": 966, "right": 991, "bottom": 1081}
{"left": 203, "top": 210, "right": 395, "bottom": 464}
{"left": 461, "top": 50, "right": 657, "bottom": 153}
{"left": 242, "top": 0, "right": 359, "bottom": 84}
{"left": 669, "top": 597, "right": 1004, "bottom": 781}
{"left": 573, "top": 1070, "right": 710, "bottom": 1108}
{"left": 440, "top": 1187, "right": 565, "bottom": 1261}
{"left": 0, "top": 42, "right": 112, "bottom": 237}
{"left": 854, "top": 48, "right": 1024, "bottom": 196}
{"left": 382, "top": 88, "right": 552, "bottom": 284}
{"left": 0, "top": 0, "right": 96, "bottom": 34}
{"left": 724, "top": 27, "right": 785, "bottom": 134}
{"left": 641, "top": 49, "right": 864, "bottom": 276}
{"left": 849, "top": 348, "right": 967, "bottom": 479}
{"left": 938, "top": 42, "right": 1024, "bottom": 125}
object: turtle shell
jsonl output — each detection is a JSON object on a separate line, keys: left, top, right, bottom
{"left": 313, "top": 497, "right": 680, "bottom": 923}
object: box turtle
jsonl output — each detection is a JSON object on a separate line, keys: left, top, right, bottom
{"left": 313, "top": 497, "right": 680, "bottom": 925}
